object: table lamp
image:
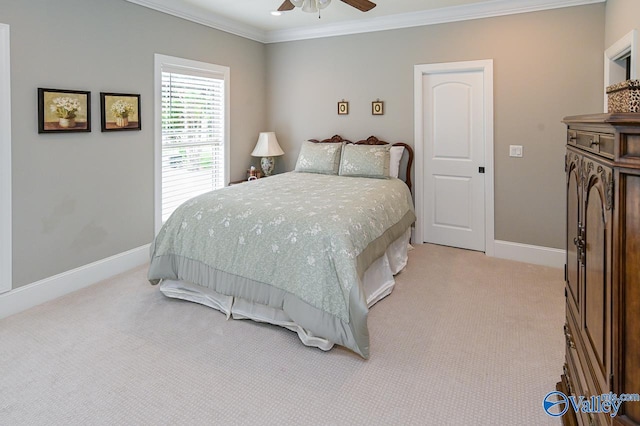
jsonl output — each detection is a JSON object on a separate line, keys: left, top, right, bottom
{"left": 251, "top": 132, "right": 284, "bottom": 177}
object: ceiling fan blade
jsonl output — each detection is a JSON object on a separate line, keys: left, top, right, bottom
{"left": 340, "top": 0, "right": 376, "bottom": 12}
{"left": 278, "top": 0, "right": 295, "bottom": 11}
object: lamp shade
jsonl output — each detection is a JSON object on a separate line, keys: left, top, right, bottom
{"left": 251, "top": 132, "right": 284, "bottom": 157}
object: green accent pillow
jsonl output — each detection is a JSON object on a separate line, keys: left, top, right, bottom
{"left": 294, "top": 141, "right": 343, "bottom": 175}
{"left": 339, "top": 144, "right": 391, "bottom": 178}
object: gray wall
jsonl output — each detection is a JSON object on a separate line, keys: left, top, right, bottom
{"left": 3, "top": 1, "right": 612, "bottom": 289}
{"left": 4, "top": 0, "right": 267, "bottom": 288}
{"left": 605, "top": 0, "right": 640, "bottom": 47}
{"left": 266, "top": 4, "right": 605, "bottom": 249}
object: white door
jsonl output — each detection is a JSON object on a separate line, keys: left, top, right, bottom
{"left": 0, "top": 23, "right": 11, "bottom": 295}
{"left": 422, "top": 68, "right": 487, "bottom": 251}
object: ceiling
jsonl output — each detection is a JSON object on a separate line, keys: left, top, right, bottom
{"left": 125, "top": 0, "right": 605, "bottom": 43}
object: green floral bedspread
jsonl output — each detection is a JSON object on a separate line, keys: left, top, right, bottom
{"left": 150, "top": 172, "right": 415, "bottom": 323}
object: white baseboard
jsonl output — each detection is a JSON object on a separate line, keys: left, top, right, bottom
{"left": 493, "top": 240, "right": 565, "bottom": 269}
{"left": 0, "top": 244, "right": 150, "bottom": 320}
{"left": 0, "top": 239, "right": 563, "bottom": 320}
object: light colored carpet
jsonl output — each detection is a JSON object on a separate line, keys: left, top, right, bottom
{"left": 0, "top": 244, "right": 564, "bottom": 425}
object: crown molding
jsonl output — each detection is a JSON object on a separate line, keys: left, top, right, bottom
{"left": 127, "top": 0, "right": 605, "bottom": 44}
{"left": 265, "top": 0, "right": 605, "bottom": 43}
{"left": 125, "top": 0, "right": 267, "bottom": 43}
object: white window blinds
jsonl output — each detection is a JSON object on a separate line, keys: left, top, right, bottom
{"left": 161, "top": 69, "right": 225, "bottom": 222}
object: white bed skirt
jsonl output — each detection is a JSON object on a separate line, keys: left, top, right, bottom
{"left": 160, "top": 228, "right": 411, "bottom": 351}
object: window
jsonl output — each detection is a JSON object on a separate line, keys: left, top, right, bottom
{"left": 154, "top": 55, "right": 229, "bottom": 232}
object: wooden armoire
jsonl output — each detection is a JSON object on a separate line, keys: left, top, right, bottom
{"left": 559, "top": 113, "right": 640, "bottom": 426}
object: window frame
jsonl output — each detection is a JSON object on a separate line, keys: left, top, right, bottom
{"left": 154, "top": 54, "right": 230, "bottom": 235}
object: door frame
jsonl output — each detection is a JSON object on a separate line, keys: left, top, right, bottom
{"left": 413, "top": 60, "right": 495, "bottom": 256}
{"left": 0, "top": 23, "right": 11, "bottom": 294}
{"left": 603, "top": 29, "right": 637, "bottom": 111}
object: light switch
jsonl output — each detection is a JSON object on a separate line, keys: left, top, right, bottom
{"left": 509, "top": 145, "right": 523, "bottom": 158}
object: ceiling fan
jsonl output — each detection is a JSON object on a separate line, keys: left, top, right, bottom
{"left": 277, "top": 0, "right": 376, "bottom": 14}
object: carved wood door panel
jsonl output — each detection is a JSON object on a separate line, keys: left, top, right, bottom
{"left": 582, "top": 157, "right": 613, "bottom": 398}
{"left": 566, "top": 150, "right": 582, "bottom": 322}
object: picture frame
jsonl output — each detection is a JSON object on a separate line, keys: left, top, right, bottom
{"left": 372, "top": 100, "right": 384, "bottom": 115}
{"left": 38, "top": 88, "right": 91, "bottom": 133}
{"left": 100, "top": 92, "right": 141, "bottom": 131}
{"left": 338, "top": 101, "right": 349, "bottom": 115}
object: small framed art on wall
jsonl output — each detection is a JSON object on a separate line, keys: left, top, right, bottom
{"left": 38, "top": 88, "right": 91, "bottom": 133}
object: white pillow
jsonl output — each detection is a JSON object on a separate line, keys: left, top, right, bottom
{"left": 389, "top": 146, "right": 404, "bottom": 178}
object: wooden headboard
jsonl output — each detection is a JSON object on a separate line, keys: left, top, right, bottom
{"left": 308, "top": 135, "right": 414, "bottom": 191}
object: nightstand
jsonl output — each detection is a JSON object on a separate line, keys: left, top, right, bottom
{"left": 228, "top": 178, "right": 259, "bottom": 186}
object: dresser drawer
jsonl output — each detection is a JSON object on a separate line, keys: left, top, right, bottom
{"left": 568, "top": 130, "right": 614, "bottom": 158}
{"left": 565, "top": 312, "right": 601, "bottom": 426}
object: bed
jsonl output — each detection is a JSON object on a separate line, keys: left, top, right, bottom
{"left": 148, "top": 135, "right": 415, "bottom": 358}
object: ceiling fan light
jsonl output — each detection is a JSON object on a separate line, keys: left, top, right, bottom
{"left": 290, "top": 0, "right": 304, "bottom": 7}
{"left": 301, "top": 0, "right": 318, "bottom": 13}
{"left": 317, "top": 0, "right": 331, "bottom": 9}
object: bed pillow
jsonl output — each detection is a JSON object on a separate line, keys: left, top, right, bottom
{"left": 339, "top": 144, "right": 391, "bottom": 178}
{"left": 389, "top": 146, "right": 404, "bottom": 179}
{"left": 294, "top": 141, "right": 343, "bottom": 175}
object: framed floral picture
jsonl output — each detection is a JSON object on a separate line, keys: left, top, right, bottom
{"left": 38, "top": 88, "right": 91, "bottom": 133}
{"left": 100, "top": 92, "right": 141, "bottom": 132}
